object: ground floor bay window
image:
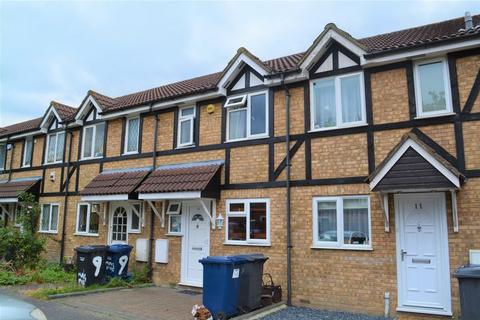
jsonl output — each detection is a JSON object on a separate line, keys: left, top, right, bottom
{"left": 225, "top": 199, "right": 270, "bottom": 245}
{"left": 312, "top": 196, "right": 371, "bottom": 249}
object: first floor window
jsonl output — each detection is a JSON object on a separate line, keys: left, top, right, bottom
{"left": 76, "top": 203, "right": 99, "bottom": 235}
{"left": 82, "top": 122, "right": 105, "bottom": 159}
{"left": 0, "top": 143, "right": 5, "bottom": 170}
{"left": 125, "top": 117, "right": 140, "bottom": 154}
{"left": 23, "top": 137, "right": 33, "bottom": 167}
{"left": 311, "top": 72, "right": 365, "bottom": 130}
{"left": 226, "top": 199, "right": 270, "bottom": 244}
{"left": 313, "top": 196, "right": 371, "bottom": 249}
{"left": 226, "top": 91, "right": 267, "bottom": 141}
{"left": 177, "top": 106, "right": 195, "bottom": 147}
{"left": 414, "top": 58, "right": 452, "bottom": 116}
{"left": 40, "top": 204, "right": 59, "bottom": 233}
{"left": 45, "top": 131, "right": 65, "bottom": 163}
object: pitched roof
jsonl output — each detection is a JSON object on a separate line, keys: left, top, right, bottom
{"left": 136, "top": 161, "right": 222, "bottom": 194}
{"left": 80, "top": 168, "right": 151, "bottom": 196}
{"left": 51, "top": 101, "right": 77, "bottom": 121}
{"left": 0, "top": 178, "right": 42, "bottom": 200}
{"left": 0, "top": 117, "right": 43, "bottom": 138}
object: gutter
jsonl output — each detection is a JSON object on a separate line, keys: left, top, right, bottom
{"left": 148, "top": 105, "right": 159, "bottom": 278}
{"left": 281, "top": 73, "right": 293, "bottom": 306}
{"left": 60, "top": 127, "right": 73, "bottom": 264}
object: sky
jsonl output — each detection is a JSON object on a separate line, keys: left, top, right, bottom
{"left": 0, "top": 1, "right": 478, "bottom": 127}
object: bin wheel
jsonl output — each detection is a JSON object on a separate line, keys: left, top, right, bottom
{"left": 216, "top": 311, "right": 227, "bottom": 320}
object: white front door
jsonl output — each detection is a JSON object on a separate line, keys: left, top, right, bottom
{"left": 395, "top": 193, "right": 451, "bottom": 316}
{"left": 109, "top": 203, "right": 129, "bottom": 245}
{"left": 181, "top": 201, "right": 210, "bottom": 287}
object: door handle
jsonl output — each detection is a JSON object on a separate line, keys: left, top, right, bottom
{"left": 401, "top": 249, "right": 407, "bottom": 261}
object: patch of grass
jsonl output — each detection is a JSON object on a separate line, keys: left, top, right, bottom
{"left": 0, "top": 269, "right": 33, "bottom": 285}
{"left": 0, "top": 263, "right": 75, "bottom": 286}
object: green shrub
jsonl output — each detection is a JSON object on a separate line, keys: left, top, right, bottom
{"left": 0, "top": 227, "right": 44, "bottom": 270}
{"left": 0, "top": 269, "right": 33, "bottom": 285}
{"left": 131, "top": 265, "right": 150, "bottom": 284}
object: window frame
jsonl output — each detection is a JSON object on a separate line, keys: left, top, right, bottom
{"left": 123, "top": 116, "right": 140, "bottom": 155}
{"left": 75, "top": 203, "right": 99, "bottom": 236}
{"left": 225, "top": 90, "right": 269, "bottom": 142}
{"left": 309, "top": 71, "right": 366, "bottom": 132}
{"left": 22, "top": 137, "right": 33, "bottom": 167}
{"left": 177, "top": 106, "right": 196, "bottom": 148}
{"left": 0, "top": 143, "right": 6, "bottom": 171}
{"left": 413, "top": 57, "right": 453, "bottom": 118}
{"left": 225, "top": 198, "right": 270, "bottom": 246}
{"left": 81, "top": 122, "right": 105, "bottom": 160}
{"left": 44, "top": 131, "right": 65, "bottom": 164}
{"left": 312, "top": 195, "right": 372, "bottom": 250}
{"left": 39, "top": 203, "right": 59, "bottom": 234}
{"left": 129, "top": 202, "right": 142, "bottom": 233}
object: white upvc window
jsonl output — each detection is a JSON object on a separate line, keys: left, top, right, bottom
{"left": 124, "top": 117, "right": 140, "bottom": 154}
{"left": 414, "top": 57, "right": 453, "bottom": 117}
{"left": 82, "top": 122, "right": 105, "bottom": 159}
{"left": 310, "top": 72, "right": 366, "bottom": 131}
{"left": 45, "top": 131, "right": 65, "bottom": 164}
{"left": 22, "top": 137, "right": 33, "bottom": 167}
{"left": 0, "top": 143, "right": 6, "bottom": 170}
{"left": 39, "top": 203, "right": 59, "bottom": 233}
{"left": 312, "top": 195, "right": 371, "bottom": 250}
{"left": 225, "top": 199, "right": 270, "bottom": 245}
{"left": 177, "top": 106, "right": 195, "bottom": 148}
{"left": 75, "top": 203, "right": 99, "bottom": 235}
{"left": 129, "top": 203, "right": 142, "bottom": 233}
{"left": 226, "top": 91, "right": 268, "bottom": 142}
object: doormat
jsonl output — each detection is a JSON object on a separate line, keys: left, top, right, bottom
{"left": 178, "top": 289, "right": 202, "bottom": 296}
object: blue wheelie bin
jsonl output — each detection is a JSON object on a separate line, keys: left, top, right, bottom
{"left": 105, "top": 244, "right": 133, "bottom": 279}
{"left": 199, "top": 255, "right": 250, "bottom": 320}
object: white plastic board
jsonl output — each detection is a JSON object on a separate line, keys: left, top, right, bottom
{"left": 136, "top": 238, "right": 149, "bottom": 262}
{"left": 155, "top": 239, "right": 169, "bottom": 263}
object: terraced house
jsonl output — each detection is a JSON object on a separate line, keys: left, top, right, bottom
{"left": 1, "top": 13, "right": 480, "bottom": 318}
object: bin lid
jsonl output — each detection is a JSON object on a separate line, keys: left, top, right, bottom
{"left": 454, "top": 264, "right": 480, "bottom": 278}
{"left": 233, "top": 253, "right": 269, "bottom": 263}
{"left": 199, "top": 255, "right": 251, "bottom": 265}
{"left": 108, "top": 244, "right": 133, "bottom": 253}
{"left": 75, "top": 245, "right": 109, "bottom": 253}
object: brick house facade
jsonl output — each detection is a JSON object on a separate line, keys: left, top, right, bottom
{"left": 1, "top": 14, "right": 480, "bottom": 318}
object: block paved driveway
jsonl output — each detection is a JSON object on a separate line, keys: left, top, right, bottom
{"left": 1, "top": 286, "right": 201, "bottom": 320}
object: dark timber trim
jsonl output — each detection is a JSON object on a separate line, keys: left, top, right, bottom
{"left": 172, "top": 108, "right": 179, "bottom": 149}
{"left": 224, "top": 148, "right": 230, "bottom": 185}
{"left": 120, "top": 118, "right": 126, "bottom": 155}
{"left": 195, "top": 102, "right": 201, "bottom": 146}
{"left": 463, "top": 69, "right": 480, "bottom": 113}
{"left": 273, "top": 139, "right": 304, "bottom": 180}
{"left": 138, "top": 114, "right": 144, "bottom": 154}
{"left": 61, "top": 166, "right": 76, "bottom": 192}
{"left": 405, "top": 60, "right": 417, "bottom": 120}
{"left": 410, "top": 127, "right": 459, "bottom": 167}
{"left": 448, "top": 53, "right": 461, "bottom": 114}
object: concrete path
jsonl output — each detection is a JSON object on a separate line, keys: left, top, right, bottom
{"left": 1, "top": 286, "right": 202, "bottom": 320}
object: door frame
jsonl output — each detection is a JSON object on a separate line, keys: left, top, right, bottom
{"left": 180, "top": 200, "right": 211, "bottom": 287}
{"left": 108, "top": 202, "right": 129, "bottom": 245}
{"left": 394, "top": 192, "right": 452, "bottom": 316}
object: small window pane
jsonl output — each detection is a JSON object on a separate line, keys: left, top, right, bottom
{"left": 313, "top": 79, "right": 336, "bottom": 128}
{"left": 94, "top": 123, "right": 105, "bottom": 157}
{"left": 250, "top": 202, "right": 267, "bottom": 240}
{"left": 228, "top": 109, "right": 247, "bottom": 140}
{"left": 0, "top": 144, "right": 6, "bottom": 169}
{"left": 228, "top": 216, "right": 246, "bottom": 241}
{"left": 50, "top": 205, "right": 58, "bottom": 231}
{"left": 181, "top": 107, "right": 195, "bottom": 117}
{"left": 229, "top": 203, "right": 245, "bottom": 212}
{"left": 341, "top": 75, "right": 362, "bottom": 123}
{"left": 83, "top": 127, "right": 94, "bottom": 158}
{"left": 41, "top": 204, "right": 50, "bottom": 231}
{"left": 89, "top": 212, "right": 99, "bottom": 234}
{"left": 343, "top": 198, "right": 369, "bottom": 245}
{"left": 317, "top": 201, "right": 337, "bottom": 242}
{"left": 169, "top": 215, "right": 181, "bottom": 233}
{"left": 418, "top": 62, "right": 447, "bottom": 113}
{"left": 180, "top": 119, "right": 192, "bottom": 145}
{"left": 77, "top": 205, "right": 88, "bottom": 232}
{"left": 250, "top": 94, "right": 266, "bottom": 135}
{"left": 126, "top": 118, "right": 139, "bottom": 152}
{"left": 23, "top": 138, "right": 33, "bottom": 166}
{"left": 56, "top": 132, "right": 65, "bottom": 162}
{"left": 131, "top": 212, "right": 140, "bottom": 230}
{"left": 47, "top": 134, "right": 56, "bottom": 162}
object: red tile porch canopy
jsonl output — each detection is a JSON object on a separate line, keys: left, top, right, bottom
{"left": 0, "top": 178, "right": 41, "bottom": 202}
{"left": 136, "top": 162, "right": 222, "bottom": 200}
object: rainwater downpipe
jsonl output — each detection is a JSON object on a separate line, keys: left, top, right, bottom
{"left": 148, "top": 107, "right": 159, "bottom": 278}
{"left": 60, "top": 128, "right": 73, "bottom": 264}
{"left": 282, "top": 73, "right": 293, "bottom": 306}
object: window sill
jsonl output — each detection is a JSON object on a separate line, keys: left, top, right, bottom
{"left": 128, "top": 230, "right": 141, "bottom": 234}
{"left": 414, "top": 112, "right": 455, "bottom": 120}
{"left": 80, "top": 156, "right": 103, "bottom": 161}
{"left": 38, "top": 230, "right": 58, "bottom": 234}
{"left": 74, "top": 232, "right": 99, "bottom": 237}
{"left": 311, "top": 245, "right": 372, "bottom": 251}
{"left": 308, "top": 122, "right": 367, "bottom": 133}
{"left": 43, "top": 161, "right": 62, "bottom": 165}
{"left": 21, "top": 165, "right": 32, "bottom": 169}
{"left": 225, "top": 135, "right": 269, "bottom": 144}
{"left": 223, "top": 241, "right": 271, "bottom": 247}
{"left": 166, "top": 233, "right": 183, "bottom": 237}
{"left": 122, "top": 151, "right": 139, "bottom": 156}
{"left": 176, "top": 144, "right": 195, "bottom": 150}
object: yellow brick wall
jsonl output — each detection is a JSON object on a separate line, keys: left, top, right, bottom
{"left": 274, "top": 142, "right": 306, "bottom": 181}
{"left": 374, "top": 129, "right": 410, "bottom": 166}
{"left": 199, "top": 102, "right": 222, "bottom": 146}
{"left": 456, "top": 55, "right": 480, "bottom": 113}
{"left": 142, "top": 115, "right": 155, "bottom": 153}
{"left": 274, "top": 86, "right": 305, "bottom": 136}
{"left": 42, "top": 167, "right": 62, "bottom": 193}
{"left": 77, "top": 164, "right": 100, "bottom": 190}
{"left": 158, "top": 112, "right": 174, "bottom": 151}
{"left": 371, "top": 68, "right": 410, "bottom": 124}
{"left": 106, "top": 118, "right": 122, "bottom": 157}
{"left": 463, "top": 121, "right": 480, "bottom": 170}
{"left": 230, "top": 145, "right": 269, "bottom": 183}
{"left": 32, "top": 136, "right": 45, "bottom": 166}
{"left": 418, "top": 123, "right": 457, "bottom": 157}
{"left": 38, "top": 196, "right": 64, "bottom": 262}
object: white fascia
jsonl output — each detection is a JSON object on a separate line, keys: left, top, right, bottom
{"left": 151, "top": 92, "right": 222, "bottom": 111}
{"left": 138, "top": 191, "right": 201, "bottom": 200}
{"left": 75, "top": 96, "right": 103, "bottom": 121}
{"left": 369, "top": 138, "right": 460, "bottom": 191}
{"left": 0, "top": 198, "right": 18, "bottom": 203}
{"left": 8, "top": 130, "right": 43, "bottom": 140}
{"left": 39, "top": 105, "right": 62, "bottom": 130}
{"left": 81, "top": 194, "right": 129, "bottom": 202}
{"left": 99, "top": 105, "right": 151, "bottom": 120}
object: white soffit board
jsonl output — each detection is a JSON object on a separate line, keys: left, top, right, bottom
{"left": 249, "top": 72, "right": 264, "bottom": 87}
{"left": 81, "top": 194, "right": 129, "bottom": 202}
{"left": 338, "top": 52, "right": 358, "bottom": 68}
{"left": 315, "top": 53, "right": 333, "bottom": 73}
{"left": 231, "top": 74, "right": 246, "bottom": 91}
